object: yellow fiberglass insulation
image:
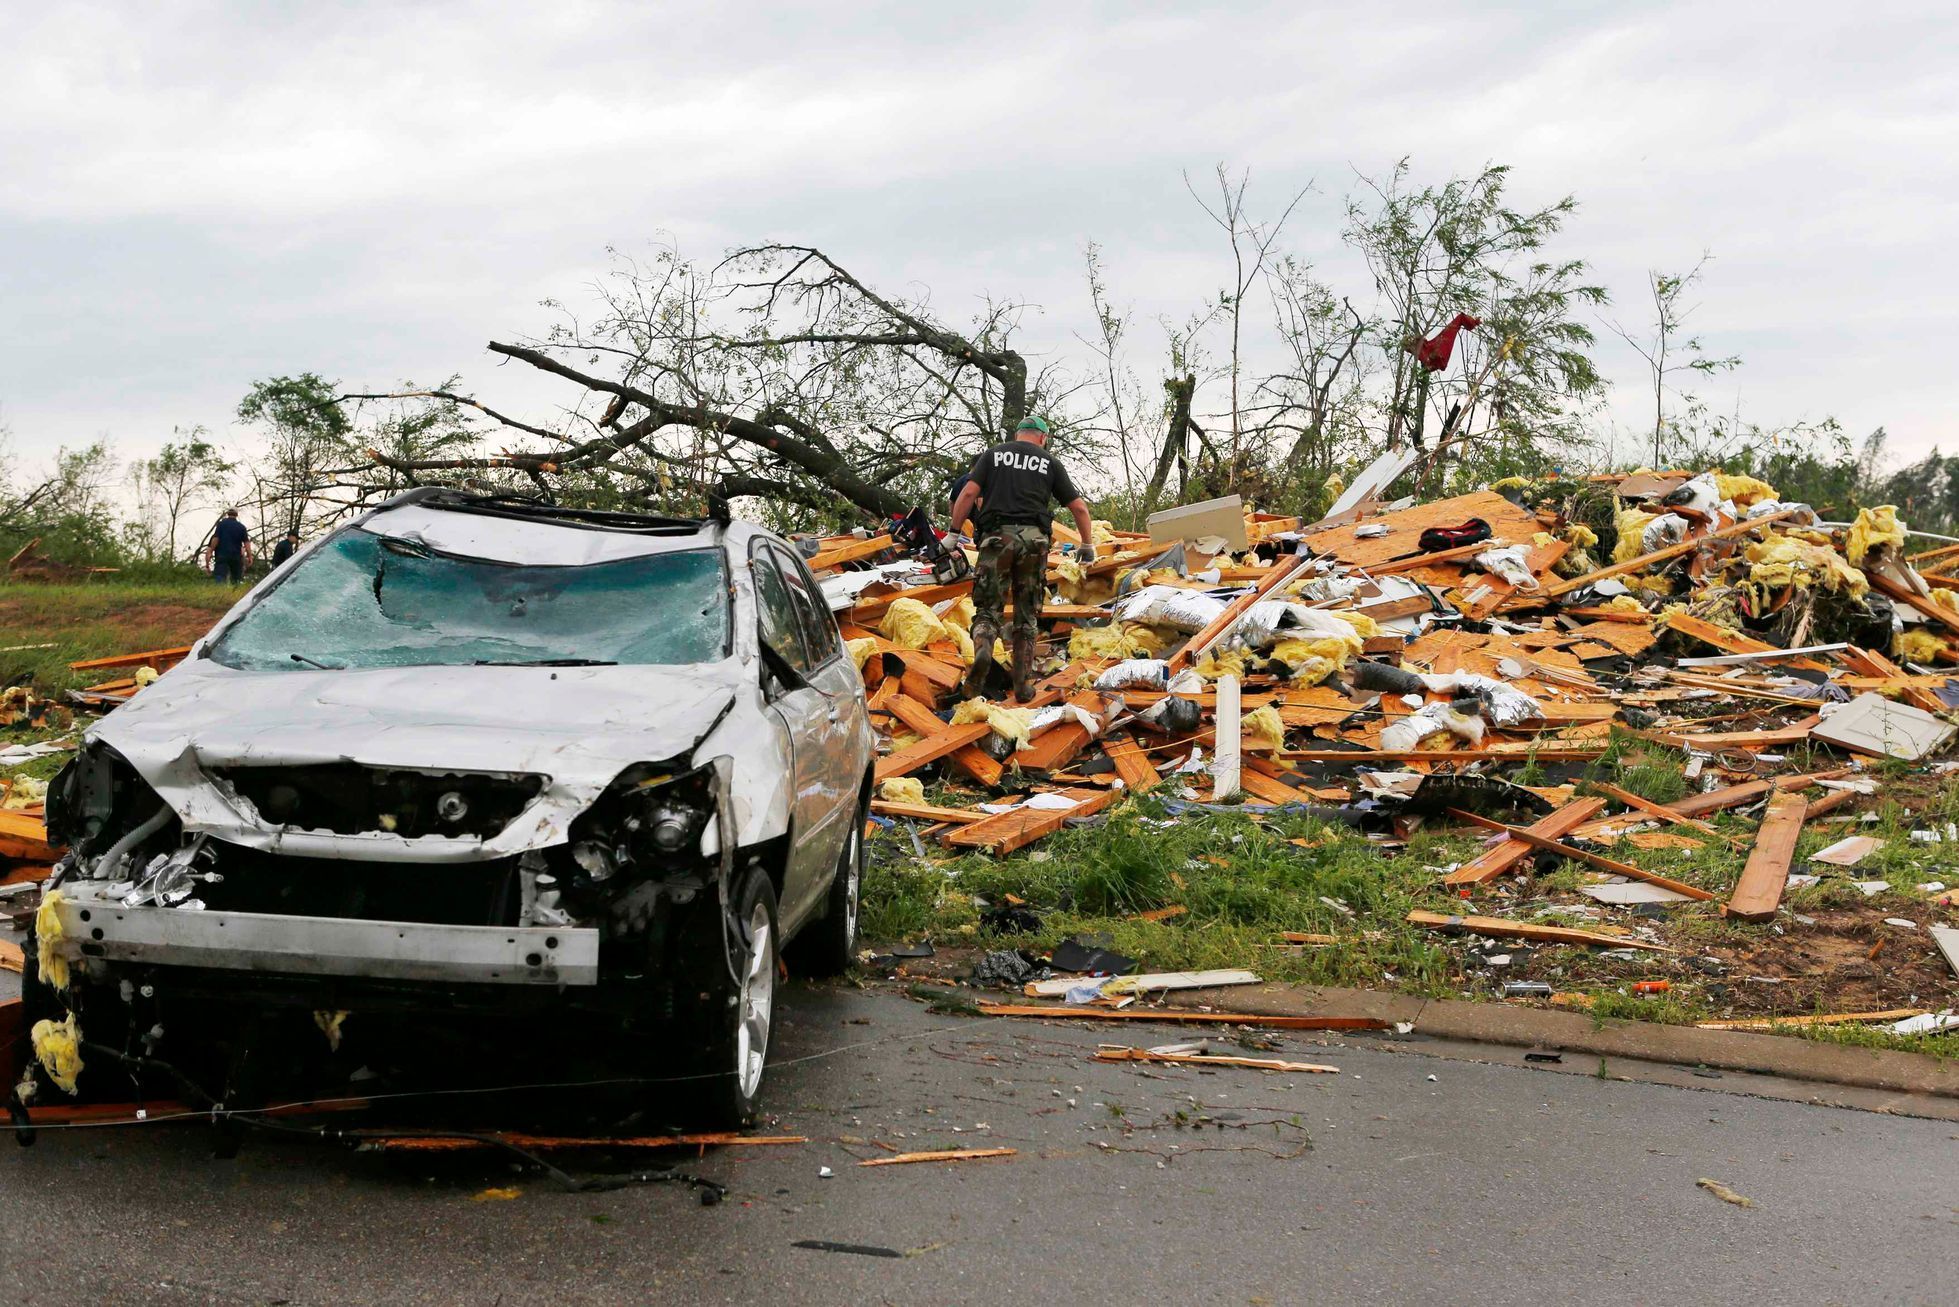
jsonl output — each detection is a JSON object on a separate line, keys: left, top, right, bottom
{"left": 133, "top": 666, "right": 160, "bottom": 686}
{"left": 1897, "top": 629, "right": 1949, "bottom": 665}
{"left": 1563, "top": 522, "right": 1599, "bottom": 549}
{"left": 938, "top": 595, "right": 975, "bottom": 631}
{"left": 879, "top": 776, "right": 927, "bottom": 805}
{"left": 1194, "top": 647, "right": 1254, "bottom": 681}
{"left": 1489, "top": 475, "right": 1533, "bottom": 492}
{"left": 1416, "top": 730, "right": 1456, "bottom": 751}
{"left": 1715, "top": 474, "right": 1778, "bottom": 507}
{"left": 1933, "top": 589, "right": 1959, "bottom": 611}
{"left": 1091, "top": 520, "right": 1119, "bottom": 546}
{"left": 1612, "top": 507, "right": 1659, "bottom": 563}
{"left": 35, "top": 889, "right": 68, "bottom": 993}
{"left": 1051, "top": 558, "right": 1087, "bottom": 602}
{"left": 950, "top": 698, "right": 1035, "bottom": 751}
{"left": 845, "top": 637, "right": 878, "bottom": 673}
{"left": 1241, "top": 705, "right": 1286, "bottom": 752}
{"left": 1068, "top": 622, "right": 1165, "bottom": 661}
{"left": 1626, "top": 573, "right": 1674, "bottom": 598}
{"left": 946, "top": 623, "right": 976, "bottom": 665}
{"left": 1267, "top": 640, "right": 1354, "bottom": 686}
{"left": 880, "top": 597, "right": 952, "bottom": 649}
{"left": 31, "top": 1014, "right": 84, "bottom": 1095}
{"left": 1846, "top": 505, "right": 1905, "bottom": 567}
{"left": 1744, "top": 536, "right": 1867, "bottom": 597}
{"left": 1330, "top": 611, "right": 1380, "bottom": 642}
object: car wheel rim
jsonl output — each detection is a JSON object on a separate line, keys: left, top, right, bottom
{"left": 735, "top": 899, "right": 774, "bottom": 1100}
{"left": 843, "top": 828, "right": 861, "bottom": 946}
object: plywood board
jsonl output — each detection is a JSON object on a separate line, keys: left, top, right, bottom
{"left": 1302, "top": 491, "right": 1541, "bottom": 570}
{"left": 1723, "top": 791, "right": 1807, "bottom": 922}
{"left": 1811, "top": 693, "right": 1954, "bottom": 761}
{"left": 1147, "top": 494, "right": 1248, "bottom": 550}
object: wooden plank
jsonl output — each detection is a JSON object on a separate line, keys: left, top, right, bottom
{"left": 67, "top": 645, "right": 192, "bottom": 672}
{"left": 1407, "top": 908, "right": 1673, "bottom": 951}
{"left": 1443, "top": 808, "right": 1716, "bottom": 900}
{"left": 1365, "top": 539, "right": 1506, "bottom": 576}
{"left": 1649, "top": 716, "right": 1821, "bottom": 750}
{"left": 361, "top": 1132, "right": 808, "bottom": 1153}
{"left": 1838, "top": 646, "right": 1948, "bottom": 714}
{"left": 1697, "top": 1009, "right": 1928, "bottom": 1031}
{"left": 1542, "top": 507, "right": 1800, "bottom": 598}
{"left": 1282, "top": 747, "right": 1606, "bottom": 764}
{"left": 849, "top": 582, "right": 972, "bottom": 624}
{"left": 869, "top": 800, "right": 988, "bottom": 825}
{"left": 1024, "top": 968, "right": 1259, "bottom": 998}
{"left": 1442, "top": 797, "right": 1606, "bottom": 886}
{"left": 1013, "top": 691, "right": 1106, "bottom": 774}
{"left": 859, "top": 1148, "right": 1015, "bottom": 1167}
{"left": 1093, "top": 1047, "right": 1339, "bottom": 1074}
{"left": 1588, "top": 781, "right": 1745, "bottom": 849}
{"left": 941, "top": 787, "right": 1120, "bottom": 854}
{"left": 806, "top": 534, "right": 893, "bottom": 571}
{"left": 1722, "top": 791, "right": 1807, "bottom": 922}
{"left": 1664, "top": 770, "right": 1849, "bottom": 818}
{"left": 882, "top": 694, "right": 1004, "bottom": 787}
{"left": 974, "top": 1003, "right": 1391, "bottom": 1031}
{"left": 1461, "top": 539, "right": 1568, "bottom": 620}
{"left": 1103, "top": 735, "right": 1162, "bottom": 794}
{"left": 874, "top": 722, "right": 994, "bottom": 782}
{"left": 1661, "top": 610, "right": 1831, "bottom": 672}
{"left": 0, "top": 939, "right": 20, "bottom": 974}
{"left": 1347, "top": 594, "right": 1434, "bottom": 623}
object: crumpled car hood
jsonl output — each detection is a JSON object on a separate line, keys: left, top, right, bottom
{"left": 88, "top": 656, "right": 741, "bottom": 861}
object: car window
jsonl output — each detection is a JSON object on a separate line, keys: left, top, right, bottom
{"left": 206, "top": 529, "right": 731, "bottom": 671}
{"left": 770, "top": 544, "right": 842, "bottom": 668}
{"left": 750, "top": 548, "right": 815, "bottom": 675}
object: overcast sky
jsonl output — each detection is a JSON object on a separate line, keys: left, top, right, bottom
{"left": 4, "top": 0, "right": 1953, "bottom": 482}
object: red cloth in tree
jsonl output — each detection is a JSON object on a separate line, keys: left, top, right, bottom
{"left": 1410, "top": 313, "right": 1481, "bottom": 372}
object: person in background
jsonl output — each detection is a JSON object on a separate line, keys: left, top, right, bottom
{"left": 270, "top": 529, "right": 300, "bottom": 569}
{"left": 949, "top": 416, "right": 1095, "bottom": 702}
{"left": 206, "top": 508, "right": 252, "bottom": 583}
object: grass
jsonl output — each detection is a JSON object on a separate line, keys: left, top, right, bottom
{"left": 0, "top": 579, "right": 234, "bottom": 695}
{"left": 862, "top": 738, "right": 1959, "bottom": 1059}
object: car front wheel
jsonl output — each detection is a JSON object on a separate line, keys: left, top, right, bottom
{"left": 789, "top": 805, "right": 865, "bottom": 977}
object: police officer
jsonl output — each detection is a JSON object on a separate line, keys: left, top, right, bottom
{"left": 204, "top": 508, "right": 253, "bottom": 583}
{"left": 949, "top": 416, "right": 1095, "bottom": 702}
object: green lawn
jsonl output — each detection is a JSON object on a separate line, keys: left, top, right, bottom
{"left": 0, "top": 579, "right": 236, "bottom": 695}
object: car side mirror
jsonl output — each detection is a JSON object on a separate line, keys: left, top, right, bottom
{"left": 758, "top": 637, "right": 808, "bottom": 700}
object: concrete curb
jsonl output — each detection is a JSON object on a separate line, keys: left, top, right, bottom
{"left": 1165, "top": 982, "right": 1959, "bottom": 1101}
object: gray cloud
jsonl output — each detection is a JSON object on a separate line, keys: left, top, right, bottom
{"left": 3, "top": 0, "right": 1952, "bottom": 476}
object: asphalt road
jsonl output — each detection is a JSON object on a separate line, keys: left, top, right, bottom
{"left": 3, "top": 977, "right": 1956, "bottom": 1306}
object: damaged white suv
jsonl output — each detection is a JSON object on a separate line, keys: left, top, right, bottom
{"left": 28, "top": 491, "right": 873, "bottom": 1126}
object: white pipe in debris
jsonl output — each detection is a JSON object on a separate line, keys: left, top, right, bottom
{"left": 1214, "top": 674, "right": 1241, "bottom": 800}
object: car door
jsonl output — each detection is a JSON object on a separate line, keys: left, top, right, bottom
{"left": 748, "top": 545, "right": 834, "bottom": 927}
{"left": 764, "top": 541, "right": 863, "bottom": 925}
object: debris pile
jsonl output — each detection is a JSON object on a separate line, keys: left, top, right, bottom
{"left": 813, "top": 460, "right": 1959, "bottom": 1018}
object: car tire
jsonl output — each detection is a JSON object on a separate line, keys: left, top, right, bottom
{"left": 788, "top": 804, "right": 865, "bottom": 978}
{"left": 683, "top": 870, "right": 780, "bottom": 1131}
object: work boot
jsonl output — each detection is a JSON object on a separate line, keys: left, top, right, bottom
{"left": 1011, "top": 634, "right": 1038, "bottom": 703}
{"left": 961, "top": 630, "right": 996, "bottom": 700}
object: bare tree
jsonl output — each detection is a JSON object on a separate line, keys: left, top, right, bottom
{"left": 1605, "top": 255, "right": 1740, "bottom": 465}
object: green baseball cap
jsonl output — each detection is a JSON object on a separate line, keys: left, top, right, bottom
{"left": 1015, "top": 416, "right": 1051, "bottom": 435}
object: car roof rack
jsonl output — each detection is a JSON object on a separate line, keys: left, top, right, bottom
{"left": 381, "top": 488, "right": 708, "bottom": 536}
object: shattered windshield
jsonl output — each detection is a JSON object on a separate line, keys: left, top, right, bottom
{"left": 208, "top": 528, "right": 729, "bottom": 671}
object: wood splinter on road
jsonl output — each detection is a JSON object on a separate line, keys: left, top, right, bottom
{"left": 858, "top": 1147, "right": 1017, "bottom": 1167}
{"left": 1094, "top": 1046, "right": 1339, "bottom": 1074}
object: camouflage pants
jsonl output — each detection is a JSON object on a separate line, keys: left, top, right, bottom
{"left": 971, "top": 523, "right": 1049, "bottom": 645}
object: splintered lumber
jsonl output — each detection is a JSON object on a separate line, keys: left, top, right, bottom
{"left": 849, "top": 582, "right": 971, "bottom": 624}
{"left": 882, "top": 694, "right": 1003, "bottom": 786}
{"left": 1836, "top": 647, "right": 1947, "bottom": 714}
{"left": 1696, "top": 1009, "right": 1927, "bottom": 1031}
{"left": 974, "top": 1003, "right": 1392, "bottom": 1031}
{"left": 1461, "top": 539, "right": 1567, "bottom": 619}
{"left": 1661, "top": 611, "right": 1831, "bottom": 672}
{"left": 1442, "top": 798, "right": 1605, "bottom": 886}
{"left": 1442, "top": 808, "right": 1716, "bottom": 901}
{"left": 1665, "top": 770, "right": 1848, "bottom": 818}
{"left": 0, "top": 939, "right": 21, "bottom": 974}
{"left": 1407, "top": 909, "right": 1673, "bottom": 952}
{"left": 806, "top": 534, "right": 892, "bottom": 570}
{"left": 1542, "top": 507, "right": 1799, "bottom": 598}
{"left": 0, "top": 810, "right": 58, "bottom": 863}
{"left": 870, "top": 800, "right": 987, "bottom": 825}
{"left": 1283, "top": 747, "right": 1606, "bottom": 764}
{"left": 67, "top": 645, "right": 192, "bottom": 673}
{"left": 1094, "top": 1047, "right": 1339, "bottom": 1074}
{"left": 874, "top": 722, "right": 993, "bottom": 782}
{"left": 1722, "top": 791, "right": 1807, "bottom": 922}
{"left": 942, "top": 787, "right": 1120, "bottom": 854}
{"left": 1023, "top": 968, "right": 1259, "bottom": 999}
{"left": 858, "top": 1148, "right": 1015, "bottom": 1167}
{"left": 1588, "top": 781, "right": 1745, "bottom": 849}
{"left": 1168, "top": 554, "right": 1308, "bottom": 671}
{"left": 1103, "top": 735, "right": 1163, "bottom": 793}
{"left": 1365, "top": 539, "right": 1507, "bottom": 575}
{"left": 360, "top": 1132, "right": 808, "bottom": 1153}
{"left": 1013, "top": 691, "right": 1105, "bottom": 774}
{"left": 1650, "top": 715, "right": 1821, "bottom": 750}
